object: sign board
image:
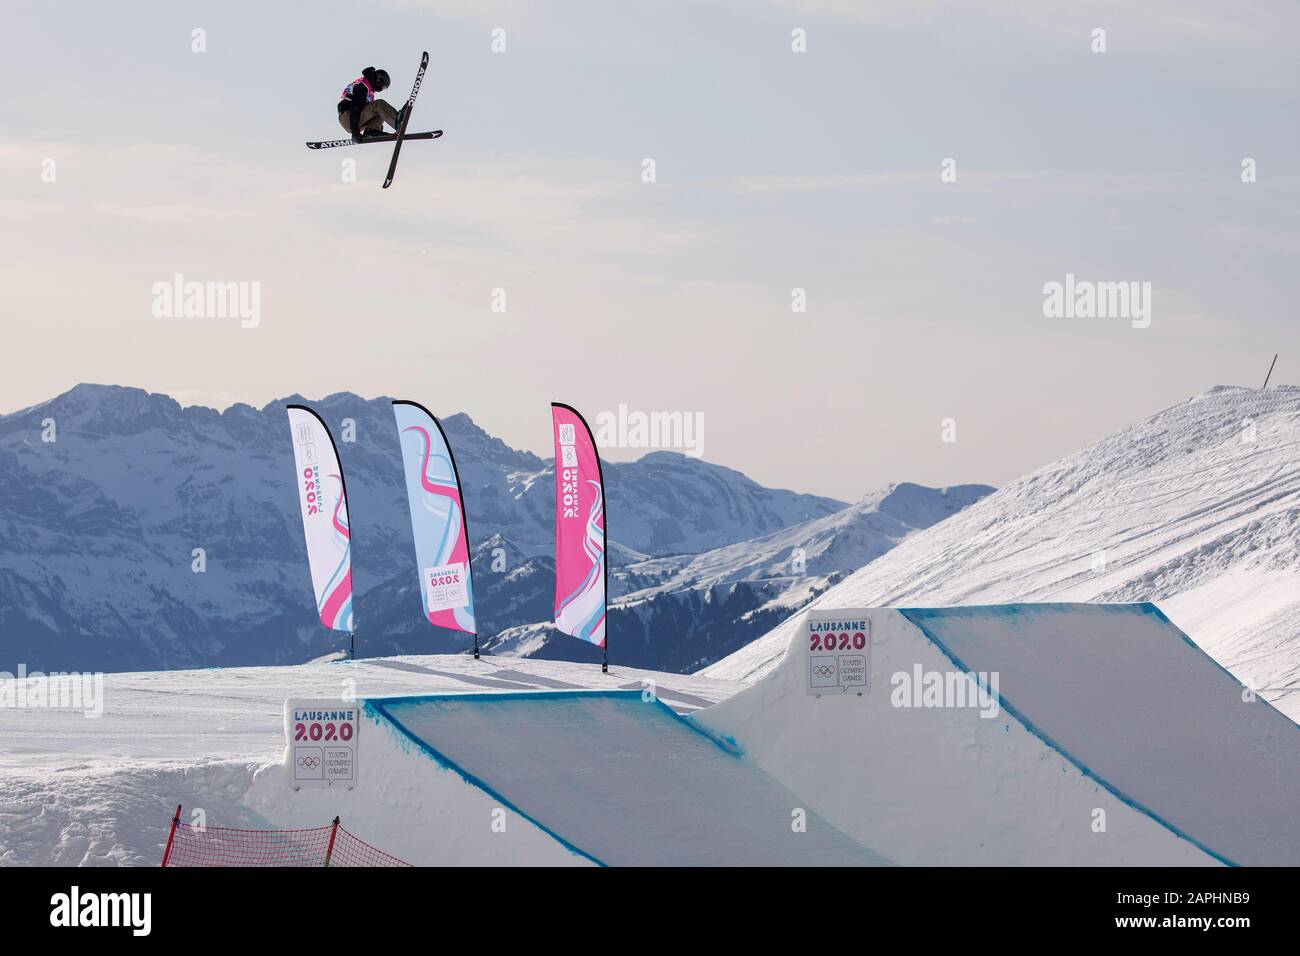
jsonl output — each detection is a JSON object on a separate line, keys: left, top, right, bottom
{"left": 287, "top": 699, "right": 359, "bottom": 788}
{"left": 804, "top": 612, "right": 870, "bottom": 696}
{"left": 423, "top": 561, "right": 469, "bottom": 612}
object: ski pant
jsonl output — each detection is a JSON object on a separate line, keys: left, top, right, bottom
{"left": 338, "top": 100, "right": 401, "bottom": 134}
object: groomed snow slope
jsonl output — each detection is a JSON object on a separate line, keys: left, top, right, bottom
{"left": 356, "top": 691, "right": 887, "bottom": 866}
{"left": 696, "top": 603, "right": 1300, "bottom": 866}
{"left": 703, "top": 387, "right": 1300, "bottom": 721}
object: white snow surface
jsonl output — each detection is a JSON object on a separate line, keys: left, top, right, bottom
{"left": 3, "top": 601, "right": 1294, "bottom": 865}
{"left": 358, "top": 691, "right": 886, "bottom": 866}
{"left": 696, "top": 603, "right": 1300, "bottom": 866}
{"left": 703, "top": 386, "right": 1300, "bottom": 720}
{"left": 0, "top": 655, "right": 740, "bottom": 866}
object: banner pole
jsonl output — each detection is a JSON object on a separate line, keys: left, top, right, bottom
{"left": 601, "top": 447, "right": 609, "bottom": 674}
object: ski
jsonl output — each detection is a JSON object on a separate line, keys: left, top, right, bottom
{"left": 383, "top": 50, "right": 429, "bottom": 189}
{"left": 306, "top": 130, "right": 442, "bottom": 150}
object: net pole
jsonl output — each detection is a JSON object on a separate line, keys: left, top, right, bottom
{"left": 161, "top": 805, "right": 182, "bottom": 867}
{"left": 324, "top": 816, "right": 341, "bottom": 867}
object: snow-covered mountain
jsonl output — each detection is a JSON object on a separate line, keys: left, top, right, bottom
{"left": 703, "top": 386, "right": 1300, "bottom": 720}
{"left": 0, "top": 384, "right": 844, "bottom": 672}
{"left": 481, "top": 482, "right": 994, "bottom": 671}
{"left": 614, "top": 482, "right": 992, "bottom": 598}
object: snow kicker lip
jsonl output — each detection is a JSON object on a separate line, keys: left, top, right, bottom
{"left": 364, "top": 689, "right": 887, "bottom": 866}
{"left": 691, "top": 602, "right": 1300, "bottom": 865}
{"left": 365, "top": 693, "right": 607, "bottom": 865}
{"left": 898, "top": 603, "right": 1300, "bottom": 867}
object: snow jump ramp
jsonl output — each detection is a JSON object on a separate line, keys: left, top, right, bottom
{"left": 362, "top": 690, "right": 887, "bottom": 866}
{"left": 253, "top": 603, "right": 1298, "bottom": 866}
{"left": 696, "top": 602, "right": 1300, "bottom": 866}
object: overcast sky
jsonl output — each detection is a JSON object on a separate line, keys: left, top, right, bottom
{"left": 1, "top": 0, "right": 1296, "bottom": 499}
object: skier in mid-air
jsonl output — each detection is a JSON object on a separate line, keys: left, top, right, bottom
{"left": 307, "top": 52, "right": 433, "bottom": 187}
{"left": 338, "top": 66, "right": 407, "bottom": 143}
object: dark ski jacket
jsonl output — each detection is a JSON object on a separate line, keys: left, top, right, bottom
{"left": 337, "top": 68, "right": 382, "bottom": 133}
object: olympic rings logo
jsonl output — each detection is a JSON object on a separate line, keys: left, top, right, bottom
{"left": 297, "top": 755, "right": 320, "bottom": 769}
{"left": 813, "top": 664, "right": 836, "bottom": 677}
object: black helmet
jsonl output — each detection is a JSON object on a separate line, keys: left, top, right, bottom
{"left": 364, "top": 67, "right": 391, "bottom": 91}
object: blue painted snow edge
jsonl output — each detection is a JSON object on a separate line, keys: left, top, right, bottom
{"left": 368, "top": 687, "right": 744, "bottom": 758}
{"left": 362, "top": 688, "right": 743, "bottom": 867}
{"left": 364, "top": 695, "right": 607, "bottom": 866}
{"left": 898, "top": 603, "right": 1240, "bottom": 867}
